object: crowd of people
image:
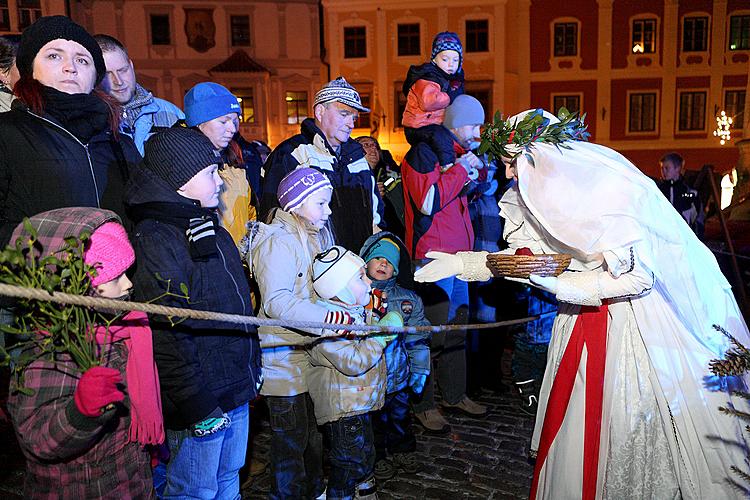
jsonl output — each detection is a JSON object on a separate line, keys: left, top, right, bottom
{"left": 0, "top": 14, "right": 748, "bottom": 500}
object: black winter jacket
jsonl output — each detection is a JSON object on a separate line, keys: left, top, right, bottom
{"left": 0, "top": 106, "right": 140, "bottom": 246}
{"left": 258, "top": 118, "right": 383, "bottom": 253}
{"left": 126, "top": 167, "right": 261, "bottom": 430}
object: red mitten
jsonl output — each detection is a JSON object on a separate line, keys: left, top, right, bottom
{"left": 515, "top": 247, "right": 534, "bottom": 256}
{"left": 74, "top": 366, "right": 125, "bottom": 417}
{"left": 324, "top": 310, "right": 354, "bottom": 335}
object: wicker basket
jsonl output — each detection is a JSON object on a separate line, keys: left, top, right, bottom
{"left": 486, "top": 253, "right": 572, "bottom": 278}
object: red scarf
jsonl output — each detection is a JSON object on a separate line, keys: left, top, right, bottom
{"left": 95, "top": 311, "right": 164, "bottom": 445}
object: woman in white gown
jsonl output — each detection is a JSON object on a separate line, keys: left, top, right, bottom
{"left": 415, "top": 110, "right": 750, "bottom": 499}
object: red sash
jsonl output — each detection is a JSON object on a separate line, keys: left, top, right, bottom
{"left": 530, "top": 303, "right": 609, "bottom": 500}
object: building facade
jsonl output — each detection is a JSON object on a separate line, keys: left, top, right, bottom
{"left": 69, "top": 0, "right": 322, "bottom": 147}
{"left": 323, "top": 0, "right": 750, "bottom": 175}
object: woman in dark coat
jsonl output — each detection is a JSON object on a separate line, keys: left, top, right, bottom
{"left": 0, "top": 15, "right": 140, "bottom": 246}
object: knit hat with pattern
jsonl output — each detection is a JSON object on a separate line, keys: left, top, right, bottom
{"left": 431, "top": 31, "right": 463, "bottom": 67}
{"left": 277, "top": 167, "right": 333, "bottom": 212}
{"left": 313, "top": 76, "right": 370, "bottom": 113}
{"left": 184, "top": 82, "right": 241, "bottom": 127}
{"left": 16, "top": 16, "right": 106, "bottom": 85}
{"left": 144, "top": 127, "right": 222, "bottom": 191}
{"left": 84, "top": 221, "right": 135, "bottom": 287}
{"left": 312, "top": 246, "right": 366, "bottom": 302}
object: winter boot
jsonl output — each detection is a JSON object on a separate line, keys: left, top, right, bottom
{"left": 515, "top": 379, "right": 538, "bottom": 416}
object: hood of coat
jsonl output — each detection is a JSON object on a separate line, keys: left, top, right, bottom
{"left": 360, "top": 231, "right": 414, "bottom": 290}
{"left": 402, "top": 62, "right": 464, "bottom": 97}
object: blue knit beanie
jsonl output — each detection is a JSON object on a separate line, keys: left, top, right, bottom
{"left": 184, "top": 82, "right": 241, "bottom": 127}
{"left": 431, "top": 31, "right": 463, "bottom": 67}
{"left": 363, "top": 237, "right": 401, "bottom": 276}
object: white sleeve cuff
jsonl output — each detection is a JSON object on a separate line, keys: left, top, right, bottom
{"left": 457, "top": 251, "right": 493, "bottom": 282}
{"left": 556, "top": 271, "right": 602, "bottom": 306}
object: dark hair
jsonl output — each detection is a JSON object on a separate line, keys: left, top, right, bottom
{"left": 0, "top": 35, "right": 20, "bottom": 73}
{"left": 93, "top": 33, "right": 128, "bottom": 57}
{"left": 660, "top": 152, "right": 684, "bottom": 167}
{"left": 14, "top": 75, "right": 121, "bottom": 135}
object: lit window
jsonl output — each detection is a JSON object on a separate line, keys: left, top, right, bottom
{"left": 632, "top": 19, "right": 656, "bottom": 54}
{"left": 232, "top": 88, "right": 254, "bottom": 124}
{"left": 729, "top": 15, "right": 750, "bottom": 51}
{"left": 231, "top": 15, "right": 250, "bottom": 47}
{"left": 465, "top": 20, "right": 489, "bottom": 53}
{"left": 678, "top": 91, "right": 706, "bottom": 131}
{"left": 554, "top": 23, "right": 578, "bottom": 57}
{"left": 629, "top": 92, "right": 657, "bottom": 132}
{"left": 344, "top": 26, "right": 366, "bottom": 59}
{"left": 397, "top": 23, "right": 420, "bottom": 57}
{"left": 354, "top": 93, "right": 370, "bottom": 129}
{"left": 725, "top": 90, "right": 746, "bottom": 129}
{"left": 286, "top": 91, "right": 308, "bottom": 125}
{"left": 683, "top": 16, "right": 708, "bottom": 52}
{"left": 394, "top": 82, "right": 406, "bottom": 130}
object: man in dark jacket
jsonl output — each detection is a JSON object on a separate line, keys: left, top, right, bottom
{"left": 657, "top": 152, "right": 704, "bottom": 238}
{"left": 126, "top": 127, "right": 261, "bottom": 499}
{"left": 259, "top": 76, "right": 383, "bottom": 252}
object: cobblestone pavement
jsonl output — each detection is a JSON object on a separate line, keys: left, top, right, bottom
{"left": 0, "top": 389, "right": 535, "bottom": 499}
{"left": 242, "top": 389, "right": 535, "bottom": 499}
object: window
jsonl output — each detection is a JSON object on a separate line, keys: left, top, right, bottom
{"left": 17, "top": 0, "right": 41, "bottom": 30}
{"left": 632, "top": 19, "right": 656, "bottom": 54}
{"left": 554, "top": 23, "right": 578, "bottom": 57}
{"left": 0, "top": 0, "right": 10, "bottom": 31}
{"left": 397, "top": 23, "right": 420, "bottom": 56}
{"left": 678, "top": 91, "right": 706, "bottom": 131}
{"left": 344, "top": 26, "right": 366, "bottom": 59}
{"left": 465, "top": 19, "right": 489, "bottom": 52}
{"left": 230, "top": 15, "right": 250, "bottom": 47}
{"left": 354, "top": 94, "right": 370, "bottom": 129}
{"left": 553, "top": 95, "right": 581, "bottom": 115}
{"left": 628, "top": 92, "right": 657, "bottom": 132}
{"left": 683, "top": 16, "right": 708, "bottom": 52}
{"left": 232, "top": 87, "right": 255, "bottom": 123}
{"left": 150, "top": 14, "right": 171, "bottom": 46}
{"left": 394, "top": 83, "right": 406, "bottom": 130}
{"left": 729, "top": 15, "right": 750, "bottom": 51}
{"left": 286, "top": 91, "right": 308, "bottom": 125}
{"left": 725, "top": 90, "right": 746, "bottom": 129}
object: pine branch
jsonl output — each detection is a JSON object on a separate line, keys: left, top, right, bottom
{"left": 718, "top": 406, "right": 750, "bottom": 422}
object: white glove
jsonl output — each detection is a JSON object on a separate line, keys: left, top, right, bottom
{"left": 414, "top": 251, "right": 464, "bottom": 282}
{"left": 529, "top": 274, "right": 558, "bottom": 294}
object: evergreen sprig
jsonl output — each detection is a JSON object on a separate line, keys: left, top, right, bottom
{"left": 477, "top": 107, "right": 591, "bottom": 163}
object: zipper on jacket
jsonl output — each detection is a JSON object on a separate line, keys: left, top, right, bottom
{"left": 29, "top": 111, "right": 101, "bottom": 206}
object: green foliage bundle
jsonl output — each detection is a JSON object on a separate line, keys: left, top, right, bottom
{"left": 477, "top": 107, "right": 591, "bottom": 163}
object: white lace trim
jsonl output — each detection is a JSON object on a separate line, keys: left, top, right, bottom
{"left": 556, "top": 271, "right": 602, "bottom": 306}
{"left": 457, "top": 251, "right": 492, "bottom": 282}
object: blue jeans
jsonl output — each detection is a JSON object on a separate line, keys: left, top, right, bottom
{"left": 325, "top": 413, "right": 375, "bottom": 500}
{"left": 267, "top": 393, "right": 324, "bottom": 499}
{"left": 372, "top": 389, "right": 416, "bottom": 461}
{"left": 163, "top": 403, "right": 249, "bottom": 500}
{"left": 413, "top": 276, "right": 469, "bottom": 410}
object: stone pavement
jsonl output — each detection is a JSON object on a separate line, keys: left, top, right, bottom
{"left": 0, "top": 389, "right": 535, "bottom": 499}
{"left": 242, "top": 389, "right": 535, "bottom": 499}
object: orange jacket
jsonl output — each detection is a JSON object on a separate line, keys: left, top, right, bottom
{"left": 402, "top": 79, "right": 450, "bottom": 128}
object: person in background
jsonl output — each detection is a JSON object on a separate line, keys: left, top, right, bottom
{"left": 657, "top": 152, "right": 704, "bottom": 238}
{"left": 259, "top": 76, "right": 382, "bottom": 252}
{"left": 356, "top": 135, "right": 405, "bottom": 239}
{"left": 95, "top": 34, "right": 184, "bottom": 156}
{"left": 0, "top": 35, "right": 20, "bottom": 112}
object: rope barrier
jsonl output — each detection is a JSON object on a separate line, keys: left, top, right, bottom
{"left": 0, "top": 283, "right": 538, "bottom": 336}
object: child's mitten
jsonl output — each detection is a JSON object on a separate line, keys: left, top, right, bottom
{"left": 373, "top": 311, "right": 402, "bottom": 346}
{"left": 74, "top": 366, "right": 125, "bottom": 417}
{"left": 324, "top": 310, "right": 354, "bottom": 335}
{"left": 409, "top": 372, "right": 428, "bottom": 395}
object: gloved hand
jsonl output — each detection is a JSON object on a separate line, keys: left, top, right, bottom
{"left": 367, "top": 289, "right": 388, "bottom": 321}
{"left": 373, "top": 311, "right": 402, "bottom": 346}
{"left": 74, "top": 366, "right": 125, "bottom": 417}
{"left": 456, "top": 152, "right": 482, "bottom": 179}
{"left": 324, "top": 310, "right": 355, "bottom": 335}
{"left": 409, "top": 372, "right": 428, "bottom": 395}
{"left": 191, "top": 409, "right": 231, "bottom": 438}
{"left": 529, "top": 274, "right": 558, "bottom": 294}
{"left": 414, "top": 251, "right": 464, "bottom": 283}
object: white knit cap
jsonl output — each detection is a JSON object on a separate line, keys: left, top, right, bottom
{"left": 312, "top": 246, "right": 366, "bottom": 301}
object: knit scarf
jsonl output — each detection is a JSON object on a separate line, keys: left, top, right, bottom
{"left": 121, "top": 84, "right": 153, "bottom": 131}
{"left": 41, "top": 85, "right": 111, "bottom": 143}
{"left": 94, "top": 310, "right": 164, "bottom": 445}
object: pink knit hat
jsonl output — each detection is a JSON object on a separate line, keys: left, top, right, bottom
{"left": 84, "top": 222, "right": 135, "bottom": 287}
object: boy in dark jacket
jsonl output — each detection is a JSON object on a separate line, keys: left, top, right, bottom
{"left": 126, "top": 127, "right": 261, "bottom": 499}
{"left": 402, "top": 32, "right": 465, "bottom": 171}
{"left": 360, "top": 232, "right": 431, "bottom": 480}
